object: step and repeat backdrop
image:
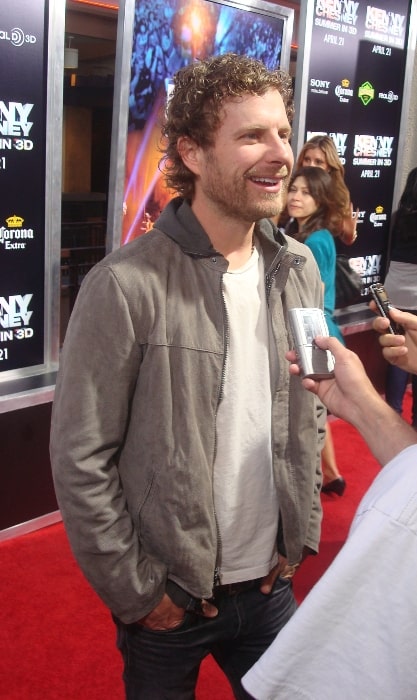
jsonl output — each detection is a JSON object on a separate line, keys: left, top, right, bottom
{"left": 0, "top": 0, "right": 48, "bottom": 374}
{"left": 298, "top": 0, "right": 413, "bottom": 300}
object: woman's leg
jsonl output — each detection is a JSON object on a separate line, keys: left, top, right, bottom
{"left": 321, "top": 421, "right": 345, "bottom": 496}
{"left": 321, "top": 423, "right": 341, "bottom": 483}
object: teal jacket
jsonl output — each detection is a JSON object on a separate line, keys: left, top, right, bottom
{"left": 304, "top": 228, "right": 344, "bottom": 344}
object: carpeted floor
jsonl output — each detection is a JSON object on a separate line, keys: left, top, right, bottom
{"left": 0, "top": 391, "right": 412, "bottom": 699}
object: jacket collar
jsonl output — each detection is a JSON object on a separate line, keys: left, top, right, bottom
{"left": 154, "top": 197, "right": 217, "bottom": 258}
{"left": 154, "top": 196, "right": 292, "bottom": 263}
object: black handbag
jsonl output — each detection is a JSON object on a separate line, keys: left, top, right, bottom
{"left": 335, "top": 255, "right": 362, "bottom": 308}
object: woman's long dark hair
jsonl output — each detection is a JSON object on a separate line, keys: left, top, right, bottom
{"left": 296, "top": 135, "right": 351, "bottom": 237}
{"left": 287, "top": 166, "right": 336, "bottom": 242}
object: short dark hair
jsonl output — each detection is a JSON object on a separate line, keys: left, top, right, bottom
{"left": 161, "top": 53, "right": 294, "bottom": 199}
{"left": 391, "top": 167, "right": 417, "bottom": 243}
{"left": 398, "top": 167, "right": 417, "bottom": 211}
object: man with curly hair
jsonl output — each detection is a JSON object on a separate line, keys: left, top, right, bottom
{"left": 51, "top": 53, "right": 326, "bottom": 699}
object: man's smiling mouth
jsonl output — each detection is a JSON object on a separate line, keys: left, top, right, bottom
{"left": 250, "top": 177, "right": 280, "bottom": 185}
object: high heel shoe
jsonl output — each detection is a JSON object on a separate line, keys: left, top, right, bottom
{"left": 321, "top": 477, "right": 346, "bottom": 496}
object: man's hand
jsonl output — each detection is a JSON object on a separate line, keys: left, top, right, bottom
{"left": 259, "top": 555, "right": 300, "bottom": 594}
{"left": 286, "top": 336, "right": 375, "bottom": 421}
{"left": 371, "top": 303, "right": 417, "bottom": 375}
{"left": 138, "top": 593, "right": 218, "bottom": 631}
{"left": 287, "top": 334, "right": 417, "bottom": 467}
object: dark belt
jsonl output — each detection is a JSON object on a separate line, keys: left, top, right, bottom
{"left": 212, "top": 577, "right": 262, "bottom": 597}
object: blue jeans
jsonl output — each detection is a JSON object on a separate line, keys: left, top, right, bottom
{"left": 114, "top": 577, "right": 296, "bottom": 699}
{"left": 386, "top": 363, "right": 417, "bottom": 427}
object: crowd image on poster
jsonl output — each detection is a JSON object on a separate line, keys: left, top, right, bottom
{"left": 122, "top": 0, "right": 289, "bottom": 244}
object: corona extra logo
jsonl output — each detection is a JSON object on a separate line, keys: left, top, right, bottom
{"left": 341, "top": 78, "right": 350, "bottom": 88}
{"left": 370, "top": 206, "right": 387, "bottom": 226}
{"left": 358, "top": 81, "right": 375, "bottom": 106}
{"left": 5, "top": 215, "right": 24, "bottom": 228}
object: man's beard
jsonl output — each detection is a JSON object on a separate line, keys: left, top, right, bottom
{"left": 202, "top": 152, "right": 288, "bottom": 222}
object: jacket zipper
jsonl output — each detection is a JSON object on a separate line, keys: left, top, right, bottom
{"left": 265, "top": 242, "right": 286, "bottom": 300}
{"left": 212, "top": 273, "right": 229, "bottom": 589}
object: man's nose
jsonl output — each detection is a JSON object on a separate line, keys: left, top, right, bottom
{"left": 267, "top": 133, "right": 292, "bottom": 162}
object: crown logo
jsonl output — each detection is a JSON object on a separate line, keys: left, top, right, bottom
{"left": 375, "top": 205, "right": 384, "bottom": 214}
{"left": 341, "top": 78, "right": 350, "bottom": 88}
{"left": 6, "top": 214, "right": 24, "bottom": 228}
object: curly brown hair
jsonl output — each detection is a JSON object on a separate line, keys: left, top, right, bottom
{"left": 160, "top": 53, "right": 294, "bottom": 199}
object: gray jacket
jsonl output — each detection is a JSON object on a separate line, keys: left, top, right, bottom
{"left": 50, "top": 198, "right": 326, "bottom": 624}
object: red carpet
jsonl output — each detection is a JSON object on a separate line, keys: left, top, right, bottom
{"left": 0, "top": 391, "right": 412, "bottom": 699}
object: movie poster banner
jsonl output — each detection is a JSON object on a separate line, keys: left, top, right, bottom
{"left": 302, "top": 0, "right": 412, "bottom": 300}
{"left": 121, "top": 0, "right": 292, "bottom": 244}
{"left": 0, "top": 0, "right": 48, "bottom": 373}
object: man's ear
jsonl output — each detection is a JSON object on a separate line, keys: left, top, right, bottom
{"left": 177, "top": 136, "right": 201, "bottom": 175}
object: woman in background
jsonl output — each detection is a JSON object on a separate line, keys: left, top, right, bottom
{"left": 286, "top": 166, "right": 346, "bottom": 495}
{"left": 296, "top": 134, "right": 358, "bottom": 246}
{"left": 384, "top": 167, "right": 417, "bottom": 428}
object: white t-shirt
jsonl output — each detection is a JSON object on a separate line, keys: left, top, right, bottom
{"left": 214, "top": 245, "right": 279, "bottom": 584}
{"left": 242, "top": 444, "right": 417, "bottom": 700}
